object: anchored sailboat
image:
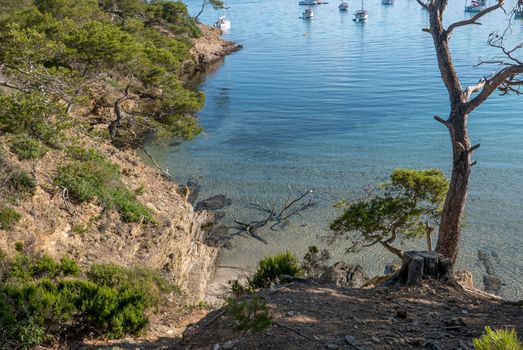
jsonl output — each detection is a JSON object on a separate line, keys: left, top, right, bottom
{"left": 354, "top": 0, "right": 368, "bottom": 21}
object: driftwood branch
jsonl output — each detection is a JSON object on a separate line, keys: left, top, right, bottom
{"left": 233, "top": 190, "right": 316, "bottom": 243}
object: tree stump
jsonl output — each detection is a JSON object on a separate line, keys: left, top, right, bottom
{"left": 396, "top": 251, "right": 451, "bottom": 285}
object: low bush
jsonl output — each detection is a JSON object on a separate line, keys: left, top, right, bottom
{"left": 249, "top": 251, "right": 301, "bottom": 289}
{"left": 9, "top": 135, "right": 49, "bottom": 160}
{"left": 0, "top": 157, "right": 37, "bottom": 201}
{"left": 225, "top": 295, "right": 272, "bottom": 333}
{"left": 0, "top": 253, "right": 174, "bottom": 349}
{"left": 55, "top": 155, "right": 153, "bottom": 223}
{"left": 473, "top": 326, "right": 523, "bottom": 350}
{"left": 0, "top": 207, "right": 21, "bottom": 230}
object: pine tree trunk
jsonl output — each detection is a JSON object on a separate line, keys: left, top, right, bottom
{"left": 436, "top": 111, "right": 471, "bottom": 265}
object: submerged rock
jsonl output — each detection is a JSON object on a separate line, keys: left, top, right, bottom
{"left": 320, "top": 262, "right": 367, "bottom": 288}
{"left": 195, "top": 194, "right": 232, "bottom": 211}
{"left": 204, "top": 225, "right": 231, "bottom": 248}
{"left": 185, "top": 179, "right": 200, "bottom": 205}
{"left": 477, "top": 248, "right": 502, "bottom": 294}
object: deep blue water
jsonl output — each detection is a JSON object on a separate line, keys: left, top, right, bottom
{"left": 148, "top": 0, "right": 523, "bottom": 297}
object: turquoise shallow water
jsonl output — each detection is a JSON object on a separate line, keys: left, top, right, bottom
{"left": 148, "top": 0, "right": 523, "bottom": 298}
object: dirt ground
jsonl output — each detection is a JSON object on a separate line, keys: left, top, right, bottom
{"left": 74, "top": 278, "right": 522, "bottom": 350}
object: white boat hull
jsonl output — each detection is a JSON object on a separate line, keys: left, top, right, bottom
{"left": 354, "top": 10, "right": 368, "bottom": 21}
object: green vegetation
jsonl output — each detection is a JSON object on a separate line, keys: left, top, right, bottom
{"left": 225, "top": 295, "right": 272, "bottom": 333}
{"left": 55, "top": 151, "right": 153, "bottom": 222}
{"left": 0, "top": 207, "right": 22, "bottom": 230}
{"left": 249, "top": 251, "right": 301, "bottom": 288}
{"left": 473, "top": 326, "right": 523, "bottom": 350}
{"left": 0, "top": 252, "right": 175, "bottom": 349}
{"left": 0, "top": 93, "right": 65, "bottom": 147}
{"left": 330, "top": 168, "right": 448, "bottom": 260}
{"left": 0, "top": 0, "right": 205, "bottom": 149}
{"left": 9, "top": 135, "right": 49, "bottom": 160}
{"left": 0, "top": 157, "right": 37, "bottom": 202}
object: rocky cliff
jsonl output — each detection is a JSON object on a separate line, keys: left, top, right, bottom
{"left": 0, "top": 24, "right": 240, "bottom": 303}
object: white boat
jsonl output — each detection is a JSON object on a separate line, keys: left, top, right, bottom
{"left": 516, "top": 1, "right": 523, "bottom": 18}
{"left": 302, "top": 7, "right": 314, "bottom": 18}
{"left": 354, "top": 0, "right": 368, "bottom": 21}
{"left": 354, "top": 9, "right": 368, "bottom": 20}
{"left": 339, "top": 1, "right": 349, "bottom": 10}
{"left": 214, "top": 15, "right": 231, "bottom": 29}
{"left": 382, "top": 0, "right": 394, "bottom": 4}
{"left": 465, "top": 0, "right": 482, "bottom": 12}
{"left": 299, "top": 0, "right": 317, "bottom": 5}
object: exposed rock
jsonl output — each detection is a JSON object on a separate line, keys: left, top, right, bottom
{"left": 478, "top": 248, "right": 502, "bottom": 293}
{"left": 326, "top": 344, "right": 340, "bottom": 349}
{"left": 424, "top": 341, "right": 442, "bottom": 350}
{"left": 345, "top": 335, "right": 365, "bottom": 350}
{"left": 222, "top": 340, "right": 237, "bottom": 349}
{"left": 190, "top": 24, "right": 242, "bottom": 70}
{"left": 195, "top": 194, "right": 232, "bottom": 211}
{"left": 454, "top": 270, "right": 474, "bottom": 289}
{"left": 204, "top": 224, "right": 231, "bottom": 248}
{"left": 185, "top": 179, "right": 200, "bottom": 205}
{"left": 321, "top": 262, "right": 367, "bottom": 288}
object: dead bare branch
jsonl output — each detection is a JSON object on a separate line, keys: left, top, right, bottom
{"left": 233, "top": 190, "right": 317, "bottom": 244}
{"left": 447, "top": 0, "right": 505, "bottom": 34}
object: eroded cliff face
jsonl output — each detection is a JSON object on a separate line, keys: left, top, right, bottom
{"left": 0, "top": 24, "right": 239, "bottom": 303}
{"left": 0, "top": 138, "right": 218, "bottom": 302}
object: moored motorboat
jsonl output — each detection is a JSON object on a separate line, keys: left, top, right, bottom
{"left": 302, "top": 7, "right": 314, "bottom": 18}
{"left": 382, "top": 0, "right": 394, "bottom": 5}
{"left": 516, "top": 0, "right": 523, "bottom": 18}
{"left": 299, "top": 0, "right": 317, "bottom": 5}
{"left": 339, "top": 1, "right": 349, "bottom": 11}
{"left": 214, "top": 15, "right": 231, "bottom": 29}
{"left": 465, "top": 0, "right": 482, "bottom": 13}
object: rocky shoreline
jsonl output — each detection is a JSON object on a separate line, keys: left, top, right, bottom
{"left": 0, "top": 23, "right": 240, "bottom": 305}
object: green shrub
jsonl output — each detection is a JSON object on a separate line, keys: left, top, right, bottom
{"left": 66, "top": 146, "right": 104, "bottom": 161}
{"left": 473, "top": 326, "right": 523, "bottom": 350}
{"left": 55, "top": 156, "right": 153, "bottom": 223}
{"left": 249, "top": 252, "right": 301, "bottom": 289}
{"left": 86, "top": 263, "right": 176, "bottom": 306}
{"left": 0, "top": 207, "right": 21, "bottom": 230}
{"left": 0, "top": 157, "right": 37, "bottom": 201}
{"left": 225, "top": 295, "right": 272, "bottom": 333}
{"left": 8, "top": 254, "right": 80, "bottom": 282}
{"left": 10, "top": 135, "right": 48, "bottom": 159}
{"left": 229, "top": 279, "right": 254, "bottom": 297}
{"left": 7, "top": 170, "right": 37, "bottom": 195}
{"left": 15, "top": 242, "right": 24, "bottom": 252}
{"left": 0, "top": 92, "right": 65, "bottom": 146}
{"left": 0, "top": 254, "right": 173, "bottom": 348}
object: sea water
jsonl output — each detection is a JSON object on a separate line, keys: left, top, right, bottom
{"left": 147, "top": 0, "right": 523, "bottom": 298}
